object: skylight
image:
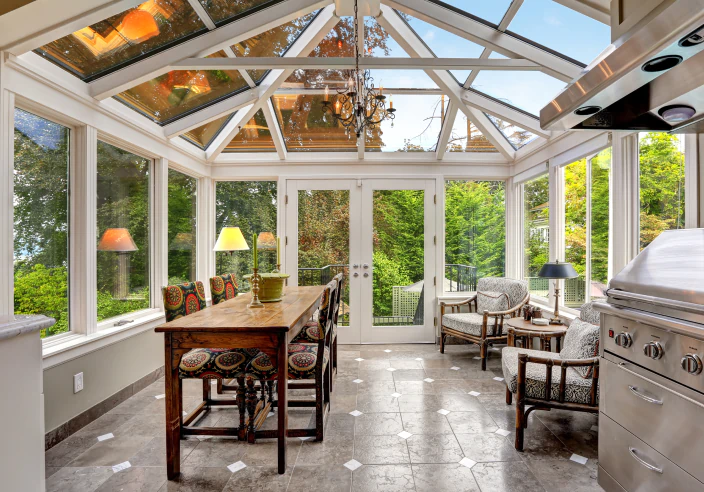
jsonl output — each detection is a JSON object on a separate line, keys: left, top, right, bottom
{"left": 487, "top": 114, "right": 539, "bottom": 150}
{"left": 225, "top": 109, "right": 276, "bottom": 152}
{"left": 198, "top": 0, "right": 274, "bottom": 26}
{"left": 180, "top": 114, "right": 232, "bottom": 150}
{"left": 470, "top": 71, "right": 566, "bottom": 116}
{"left": 446, "top": 111, "right": 498, "bottom": 153}
{"left": 430, "top": 0, "right": 513, "bottom": 25}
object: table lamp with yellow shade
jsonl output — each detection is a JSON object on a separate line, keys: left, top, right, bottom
{"left": 213, "top": 227, "right": 249, "bottom": 255}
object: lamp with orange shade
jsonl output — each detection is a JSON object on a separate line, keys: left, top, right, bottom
{"left": 98, "top": 228, "right": 138, "bottom": 299}
{"left": 121, "top": 9, "right": 160, "bottom": 43}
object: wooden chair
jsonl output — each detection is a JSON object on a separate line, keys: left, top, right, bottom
{"left": 209, "top": 273, "right": 242, "bottom": 395}
{"left": 440, "top": 277, "right": 530, "bottom": 370}
{"left": 502, "top": 302, "right": 600, "bottom": 451}
{"left": 162, "top": 281, "right": 258, "bottom": 439}
{"left": 245, "top": 279, "right": 336, "bottom": 441}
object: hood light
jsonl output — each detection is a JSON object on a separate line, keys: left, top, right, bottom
{"left": 574, "top": 106, "right": 601, "bottom": 116}
{"left": 658, "top": 105, "right": 696, "bottom": 123}
{"left": 642, "top": 55, "right": 683, "bottom": 73}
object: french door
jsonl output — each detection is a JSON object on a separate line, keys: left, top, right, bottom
{"left": 285, "top": 178, "right": 436, "bottom": 344}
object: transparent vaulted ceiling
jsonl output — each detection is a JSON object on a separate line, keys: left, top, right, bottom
{"left": 28, "top": 0, "right": 611, "bottom": 160}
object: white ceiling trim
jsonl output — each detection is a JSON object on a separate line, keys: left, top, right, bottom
{"left": 261, "top": 98, "right": 288, "bottom": 160}
{"left": 435, "top": 102, "right": 458, "bottom": 161}
{"left": 552, "top": 0, "right": 610, "bottom": 25}
{"left": 460, "top": 90, "right": 551, "bottom": 139}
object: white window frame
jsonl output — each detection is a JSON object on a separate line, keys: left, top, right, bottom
{"left": 165, "top": 166, "right": 201, "bottom": 287}
{"left": 518, "top": 171, "right": 551, "bottom": 305}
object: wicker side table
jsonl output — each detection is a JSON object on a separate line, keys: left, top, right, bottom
{"left": 506, "top": 317, "right": 568, "bottom": 352}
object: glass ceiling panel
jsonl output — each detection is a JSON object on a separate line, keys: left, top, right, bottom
{"left": 508, "top": 0, "right": 610, "bottom": 64}
{"left": 487, "top": 114, "right": 539, "bottom": 150}
{"left": 446, "top": 110, "right": 498, "bottom": 153}
{"left": 198, "top": 0, "right": 273, "bottom": 26}
{"left": 35, "top": 0, "right": 206, "bottom": 81}
{"left": 367, "top": 94, "right": 446, "bottom": 152}
{"left": 428, "top": 0, "right": 512, "bottom": 25}
{"left": 272, "top": 94, "right": 357, "bottom": 152}
{"left": 366, "top": 18, "right": 409, "bottom": 58}
{"left": 231, "top": 12, "right": 317, "bottom": 84}
{"left": 114, "top": 50, "right": 249, "bottom": 125}
{"left": 470, "top": 71, "right": 566, "bottom": 116}
{"left": 225, "top": 109, "right": 276, "bottom": 152}
{"left": 368, "top": 70, "right": 438, "bottom": 90}
{"left": 180, "top": 113, "right": 231, "bottom": 150}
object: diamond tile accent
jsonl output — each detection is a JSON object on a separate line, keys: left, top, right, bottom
{"left": 391, "top": 392, "right": 402, "bottom": 398}
{"left": 97, "top": 433, "right": 114, "bottom": 442}
{"left": 384, "top": 349, "right": 392, "bottom": 353}
{"left": 437, "top": 409, "right": 451, "bottom": 415}
{"left": 267, "top": 412, "right": 274, "bottom": 418}
{"left": 450, "top": 367, "right": 460, "bottom": 371}
{"left": 112, "top": 461, "right": 131, "bottom": 473}
{"left": 459, "top": 457, "right": 476, "bottom": 469}
{"left": 344, "top": 459, "right": 363, "bottom": 471}
{"left": 495, "top": 429, "right": 511, "bottom": 437}
{"left": 415, "top": 358, "right": 423, "bottom": 361}
{"left": 355, "top": 358, "right": 365, "bottom": 362}
{"left": 397, "top": 431, "right": 412, "bottom": 440}
{"left": 423, "top": 378, "right": 435, "bottom": 383}
{"left": 349, "top": 410, "right": 363, "bottom": 417}
{"left": 491, "top": 347, "right": 500, "bottom": 352}
{"left": 352, "top": 379, "right": 363, "bottom": 384}
{"left": 154, "top": 394, "right": 165, "bottom": 400}
{"left": 473, "top": 357, "right": 481, "bottom": 360}
{"left": 493, "top": 377, "right": 504, "bottom": 382}
{"left": 468, "top": 391, "right": 481, "bottom": 397}
{"left": 299, "top": 436, "right": 313, "bottom": 441}
{"left": 570, "top": 454, "right": 589, "bottom": 465}
{"left": 590, "top": 425, "right": 598, "bottom": 432}
{"left": 227, "top": 461, "right": 247, "bottom": 473}
{"left": 387, "top": 368, "right": 397, "bottom": 372}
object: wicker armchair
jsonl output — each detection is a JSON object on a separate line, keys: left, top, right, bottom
{"left": 502, "top": 302, "right": 600, "bottom": 451}
{"left": 440, "top": 277, "right": 529, "bottom": 370}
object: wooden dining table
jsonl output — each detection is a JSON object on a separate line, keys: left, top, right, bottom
{"left": 155, "top": 285, "right": 324, "bottom": 478}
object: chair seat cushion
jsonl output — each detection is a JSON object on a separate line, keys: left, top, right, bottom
{"left": 247, "top": 343, "right": 330, "bottom": 380}
{"left": 476, "top": 291, "right": 510, "bottom": 313}
{"left": 179, "top": 348, "right": 258, "bottom": 379}
{"left": 501, "top": 346, "right": 598, "bottom": 405}
{"left": 442, "top": 312, "right": 508, "bottom": 336}
{"left": 292, "top": 320, "right": 323, "bottom": 343}
{"left": 560, "top": 318, "right": 600, "bottom": 378}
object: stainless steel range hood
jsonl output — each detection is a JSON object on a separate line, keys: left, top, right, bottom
{"left": 540, "top": 0, "right": 704, "bottom": 132}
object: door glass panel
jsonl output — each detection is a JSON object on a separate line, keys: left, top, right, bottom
{"left": 372, "top": 190, "right": 424, "bottom": 326}
{"left": 297, "top": 190, "right": 350, "bottom": 327}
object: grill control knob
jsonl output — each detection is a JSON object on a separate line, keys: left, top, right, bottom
{"left": 681, "top": 354, "right": 703, "bottom": 375}
{"left": 643, "top": 341, "right": 663, "bottom": 360}
{"left": 615, "top": 332, "right": 633, "bottom": 348}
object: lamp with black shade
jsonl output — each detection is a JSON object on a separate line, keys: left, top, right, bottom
{"left": 538, "top": 260, "right": 578, "bottom": 325}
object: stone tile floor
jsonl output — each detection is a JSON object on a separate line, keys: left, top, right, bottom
{"left": 45, "top": 344, "right": 603, "bottom": 492}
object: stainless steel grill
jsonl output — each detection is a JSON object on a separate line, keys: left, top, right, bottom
{"left": 595, "top": 229, "right": 704, "bottom": 492}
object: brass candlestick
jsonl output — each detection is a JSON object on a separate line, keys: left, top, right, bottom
{"left": 248, "top": 268, "right": 264, "bottom": 308}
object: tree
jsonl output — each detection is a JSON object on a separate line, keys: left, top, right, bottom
{"left": 167, "top": 169, "right": 197, "bottom": 283}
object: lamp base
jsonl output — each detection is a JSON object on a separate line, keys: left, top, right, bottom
{"left": 549, "top": 317, "right": 563, "bottom": 325}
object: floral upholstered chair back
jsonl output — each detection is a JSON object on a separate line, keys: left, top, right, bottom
{"left": 476, "top": 277, "right": 529, "bottom": 312}
{"left": 162, "top": 281, "right": 207, "bottom": 322}
{"left": 332, "top": 273, "right": 344, "bottom": 328}
{"left": 309, "top": 280, "right": 337, "bottom": 342}
{"left": 210, "top": 273, "right": 238, "bottom": 305}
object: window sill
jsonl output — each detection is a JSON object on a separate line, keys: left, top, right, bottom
{"left": 42, "top": 310, "right": 164, "bottom": 370}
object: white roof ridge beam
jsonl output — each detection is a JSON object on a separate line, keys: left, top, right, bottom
{"left": 204, "top": 5, "right": 340, "bottom": 161}
{"left": 463, "top": 0, "right": 523, "bottom": 88}
{"left": 88, "top": 0, "right": 332, "bottom": 100}
{"left": 170, "top": 57, "right": 541, "bottom": 70}
{"left": 1, "top": 0, "right": 143, "bottom": 55}
{"left": 203, "top": 103, "right": 256, "bottom": 159}
{"left": 261, "top": 98, "right": 288, "bottom": 160}
{"left": 357, "top": 11, "right": 365, "bottom": 159}
{"left": 436, "top": 102, "right": 458, "bottom": 160}
{"left": 384, "top": 0, "right": 582, "bottom": 82}
{"left": 552, "top": 0, "right": 610, "bottom": 24}
{"left": 461, "top": 90, "right": 551, "bottom": 139}
{"left": 274, "top": 87, "right": 444, "bottom": 95}
{"left": 376, "top": 6, "right": 515, "bottom": 160}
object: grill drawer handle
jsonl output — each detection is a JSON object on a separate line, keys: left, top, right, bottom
{"left": 629, "top": 447, "right": 663, "bottom": 474}
{"left": 628, "top": 385, "right": 663, "bottom": 405}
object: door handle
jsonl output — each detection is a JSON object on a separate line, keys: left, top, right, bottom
{"left": 628, "top": 447, "right": 663, "bottom": 474}
{"left": 363, "top": 272, "right": 369, "bottom": 278}
{"left": 628, "top": 385, "right": 663, "bottom": 405}
{"left": 363, "top": 264, "right": 369, "bottom": 269}
{"left": 352, "top": 264, "right": 359, "bottom": 269}
{"left": 353, "top": 272, "right": 359, "bottom": 277}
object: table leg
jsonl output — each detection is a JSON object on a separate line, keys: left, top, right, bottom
{"left": 508, "top": 330, "right": 514, "bottom": 347}
{"left": 164, "top": 334, "right": 182, "bottom": 480}
{"left": 277, "top": 333, "right": 288, "bottom": 474}
{"left": 556, "top": 336, "right": 562, "bottom": 353}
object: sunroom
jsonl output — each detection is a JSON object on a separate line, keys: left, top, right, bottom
{"left": 2, "top": 0, "right": 703, "bottom": 491}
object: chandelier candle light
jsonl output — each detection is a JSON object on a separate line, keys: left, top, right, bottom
{"left": 320, "top": 0, "right": 396, "bottom": 140}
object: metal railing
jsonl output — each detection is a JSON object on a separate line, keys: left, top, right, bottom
{"left": 526, "top": 276, "right": 587, "bottom": 307}
{"left": 298, "top": 264, "right": 348, "bottom": 286}
{"left": 445, "top": 264, "right": 477, "bottom": 292}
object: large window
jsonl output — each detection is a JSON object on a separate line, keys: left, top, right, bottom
{"left": 445, "top": 180, "right": 505, "bottom": 292}
{"left": 168, "top": 169, "right": 197, "bottom": 284}
{"left": 96, "top": 141, "right": 150, "bottom": 321}
{"left": 13, "top": 109, "right": 70, "bottom": 338}
{"left": 639, "top": 132, "right": 685, "bottom": 250}
{"left": 522, "top": 173, "right": 549, "bottom": 297}
{"left": 215, "top": 181, "right": 277, "bottom": 288}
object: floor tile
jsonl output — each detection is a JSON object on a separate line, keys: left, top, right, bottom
{"left": 325, "top": 413, "right": 356, "bottom": 436}
{"left": 447, "top": 412, "right": 498, "bottom": 434}
{"left": 68, "top": 435, "right": 152, "bottom": 467}
{"left": 455, "top": 433, "right": 522, "bottom": 463}
{"left": 157, "top": 466, "right": 233, "bottom": 491}
{"left": 73, "top": 414, "right": 135, "bottom": 440}
{"left": 297, "top": 435, "right": 354, "bottom": 465}
{"left": 406, "top": 434, "right": 464, "bottom": 464}
{"left": 182, "top": 439, "right": 245, "bottom": 468}
{"left": 412, "top": 463, "right": 481, "bottom": 492}
{"left": 236, "top": 438, "right": 302, "bottom": 467}
{"left": 401, "top": 412, "right": 453, "bottom": 435}
{"left": 355, "top": 412, "right": 404, "bottom": 436}
{"left": 356, "top": 394, "right": 401, "bottom": 413}
{"left": 436, "top": 394, "right": 485, "bottom": 412}
{"left": 509, "top": 425, "right": 572, "bottom": 461}
{"left": 329, "top": 393, "right": 358, "bottom": 414}
{"left": 354, "top": 435, "right": 410, "bottom": 465}
{"left": 288, "top": 464, "right": 352, "bottom": 492}
{"left": 107, "top": 396, "right": 156, "bottom": 415}
{"left": 352, "top": 464, "right": 415, "bottom": 492}
{"left": 128, "top": 437, "right": 198, "bottom": 467}
{"left": 94, "top": 466, "right": 167, "bottom": 491}
{"left": 222, "top": 466, "right": 293, "bottom": 492}
{"left": 45, "top": 435, "right": 97, "bottom": 468}
{"left": 359, "top": 369, "right": 394, "bottom": 381}
{"left": 358, "top": 380, "right": 397, "bottom": 394}
{"left": 526, "top": 459, "right": 601, "bottom": 491}
{"left": 393, "top": 369, "right": 427, "bottom": 381}
{"left": 397, "top": 394, "right": 442, "bottom": 413}
{"left": 46, "top": 466, "right": 113, "bottom": 492}
{"left": 394, "top": 381, "right": 435, "bottom": 395}
{"left": 113, "top": 414, "right": 166, "bottom": 438}
{"left": 471, "top": 461, "right": 545, "bottom": 492}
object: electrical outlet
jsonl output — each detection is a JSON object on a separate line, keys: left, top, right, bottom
{"left": 74, "top": 372, "right": 84, "bottom": 394}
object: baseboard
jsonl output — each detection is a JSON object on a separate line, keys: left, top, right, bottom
{"left": 44, "top": 365, "right": 165, "bottom": 451}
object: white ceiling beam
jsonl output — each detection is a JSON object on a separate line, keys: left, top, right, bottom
{"left": 205, "top": 5, "right": 340, "bottom": 161}
{"left": 377, "top": 5, "right": 515, "bottom": 160}
{"left": 88, "top": 0, "right": 332, "bottom": 100}
{"left": 464, "top": 106, "right": 516, "bottom": 159}
{"left": 552, "top": 0, "right": 610, "bottom": 24}
{"left": 385, "top": 0, "right": 583, "bottom": 82}
{"left": 435, "top": 102, "right": 458, "bottom": 160}
{"left": 204, "top": 103, "right": 255, "bottom": 158}
{"left": 0, "top": 0, "right": 142, "bottom": 54}
{"left": 275, "top": 87, "right": 444, "bottom": 95}
{"left": 460, "top": 90, "right": 551, "bottom": 139}
{"left": 334, "top": 0, "right": 381, "bottom": 16}
{"left": 356, "top": 11, "right": 365, "bottom": 159}
{"left": 171, "top": 57, "right": 541, "bottom": 70}
{"left": 261, "top": 97, "right": 288, "bottom": 160}
{"left": 463, "top": 0, "right": 523, "bottom": 88}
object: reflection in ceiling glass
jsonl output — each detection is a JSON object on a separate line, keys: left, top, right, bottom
{"left": 508, "top": 0, "right": 610, "bottom": 64}
{"left": 367, "top": 94, "right": 446, "bottom": 152}
{"left": 231, "top": 12, "right": 317, "bottom": 84}
{"left": 369, "top": 70, "right": 438, "bottom": 90}
{"left": 225, "top": 109, "right": 276, "bottom": 152}
{"left": 430, "top": 0, "right": 513, "bottom": 24}
{"left": 366, "top": 18, "right": 409, "bottom": 58}
{"left": 470, "top": 71, "right": 566, "bottom": 116}
{"left": 272, "top": 94, "right": 357, "bottom": 152}
{"left": 446, "top": 111, "right": 498, "bottom": 153}
{"left": 180, "top": 114, "right": 231, "bottom": 149}
{"left": 198, "top": 0, "right": 272, "bottom": 26}
{"left": 35, "top": 0, "right": 206, "bottom": 81}
{"left": 487, "top": 114, "right": 539, "bottom": 150}
{"left": 114, "top": 50, "right": 249, "bottom": 125}
{"left": 404, "top": 14, "right": 484, "bottom": 59}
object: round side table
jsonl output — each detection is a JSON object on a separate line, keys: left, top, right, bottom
{"left": 506, "top": 318, "right": 568, "bottom": 352}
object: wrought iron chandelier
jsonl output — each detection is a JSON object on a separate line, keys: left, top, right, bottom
{"left": 320, "top": 0, "right": 396, "bottom": 139}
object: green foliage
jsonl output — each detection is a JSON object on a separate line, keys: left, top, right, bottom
{"left": 167, "top": 170, "right": 197, "bottom": 283}
{"left": 96, "top": 289, "right": 149, "bottom": 322}
{"left": 14, "top": 264, "right": 68, "bottom": 338}
{"left": 524, "top": 174, "right": 549, "bottom": 278}
{"left": 372, "top": 251, "right": 411, "bottom": 316}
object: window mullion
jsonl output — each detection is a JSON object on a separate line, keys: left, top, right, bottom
{"left": 585, "top": 158, "right": 593, "bottom": 303}
{"left": 153, "top": 158, "right": 168, "bottom": 310}
{"left": 684, "top": 133, "right": 699, "bottom": 229}
{"left": 196, "top": 176, "right": 214, "bottom": 293}
{"left": 0, "top": 85, "right": 13, "bottom": 316}
{"left": 549, "top": 161, "right": 565, "bottom": 308}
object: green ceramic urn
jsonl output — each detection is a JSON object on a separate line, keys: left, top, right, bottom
{"left": 243, "top": 272, "right": 290, "bottom": 302}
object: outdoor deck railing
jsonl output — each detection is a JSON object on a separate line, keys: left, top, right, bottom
{"left": 445, "top": 264, "right": 477, "bottom": 292}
